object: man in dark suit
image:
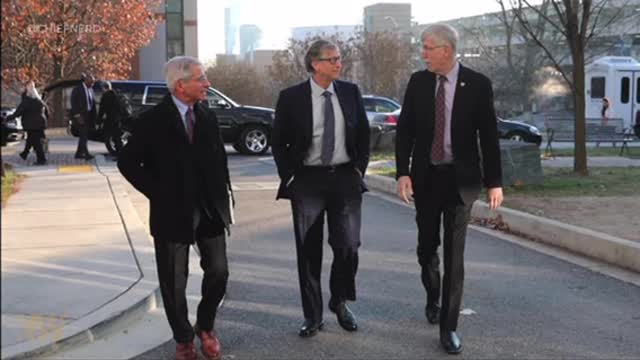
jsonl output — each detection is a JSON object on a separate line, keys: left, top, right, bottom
{"left": 118, "top": 56, "right": 232, "bottom": 360}
{"left": 97, "top": 81, "right": 124, "bottom": 155}
{"left": 70, "top": 73, "right": 96, "bottom": 160}
{"left": 395, "top": 24, "right": 503, "bottom": 354}
{"left": 272, "top": 40, "right": 370, "bottom": 338}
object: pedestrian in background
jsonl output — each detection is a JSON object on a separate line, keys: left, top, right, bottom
{"left": 7, "top": 81, "right": 48, "bottom": 165}
{"left": 70, "top": 73, "right": 96, "bottom": 160}
{"left": 97, "top": 81, "right": 124, "bottom": 155}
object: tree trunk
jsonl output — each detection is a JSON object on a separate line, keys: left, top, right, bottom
{"left": 50, "top": 56, "right": 65, "bottom": 128}
{"left": 572, "top": 49, "right": 588, "bottom": 174}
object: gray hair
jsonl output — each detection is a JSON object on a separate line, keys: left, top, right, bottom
{"left": 421, "top": 24, "right": 459, "bottom": 53}
{"left": 163, "top": 56, "right": 203, "bottom": 93}
{"left": 305, "top": 40, "right": 338, "bottom": 73}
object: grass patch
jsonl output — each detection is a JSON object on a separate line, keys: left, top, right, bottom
{"left": 544, "top": 146, "right": 636, "bottom": 157}
{"left": 370, "top": 151, "right": 394, "bottom": 162}
{"left": 1, "top": 165, "right": 25, "bottom": 207}
{"left": 369, "top": 165, "right": 640, "bottom": 198}
{"left": 504, "top": 167, "right": 640, "bottom": 197}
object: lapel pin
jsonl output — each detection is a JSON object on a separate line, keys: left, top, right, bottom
{"left": 460, "top": 82, "right": 466, "bottom": 87}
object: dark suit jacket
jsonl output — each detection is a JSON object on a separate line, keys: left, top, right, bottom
{"left": 396, "top": 64, "right": 502, "bottom": 201}
{"left": 117, "top": 94, "right": 233, "bottom": 243}
{"left": 70, "top": 83, "right": 96, "bottom": 123}
{"left": 8, "top": 94, "right": 48, "bottom": 130}
{"left": 272, "top": 79, "right": 370, "bottom": 199}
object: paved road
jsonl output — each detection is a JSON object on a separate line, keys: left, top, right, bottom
{"left": 131, "top": 154, "right": 640, "bottom": 359}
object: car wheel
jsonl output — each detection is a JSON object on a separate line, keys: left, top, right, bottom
{"left": 237, "top": 126, "right": 269, "bottom": 155}
{"left": 507, "top": 131, "right": 527, "bottom": 142}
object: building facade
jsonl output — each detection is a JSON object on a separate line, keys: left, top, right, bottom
{"left": 363, "top": 3, "right": 412, "bottom": 35}
{"left": 132, "top": 0, "right": 199, "bottom": 80}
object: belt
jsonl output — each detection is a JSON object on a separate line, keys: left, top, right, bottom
{"left": 429, "top": 163, "right": 455, "bottom": 171}
{"left": 302, "top": 162, "right": 353, "bottom": 173}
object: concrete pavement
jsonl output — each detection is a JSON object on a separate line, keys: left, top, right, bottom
{"left": 1, "top": 148, "right": 158, "bottom": 359}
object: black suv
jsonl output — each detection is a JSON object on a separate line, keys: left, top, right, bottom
{"left": 63, "top": 80, "right": 274, "bottom": 155}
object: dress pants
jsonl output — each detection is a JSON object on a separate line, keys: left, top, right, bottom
{"left": 290, "top": 165, "right": 362, "bottom": 321}
{"left": 23, "top": 129, "right": 46, "bottom": 162}
{"left": 75, "top": 118, "right": 90, "bottom": 157}
{"left": 153, "top": 208, "right": 228, "bottom": 343}
{"left": 414, "top": 164, "right": 473, "bottom": 331}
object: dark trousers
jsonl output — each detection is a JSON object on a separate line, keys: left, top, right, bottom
{"left": 104, "top": 123, "right": 123, "bottom": 153}
{"left": 290, "top": 165, "right": 363, "bottom": 321}
{"left": 153, "top": 209, "right": 228, "bottom": 343}
{"left": 75, "top": 119, "right": 89, "bottom": 156}
{"left": 22, "top": 129, "right": 46, "bottom": 162}
{"left": 414, "top": 164, "right": 473, "bottom": 331}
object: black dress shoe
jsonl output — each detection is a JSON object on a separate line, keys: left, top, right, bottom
{"left": 298, "top": 319, "right": 323, "bottom": 337}
{"left": 19, "top": 151, "right": 28, "bottom": 160}
{"left": 440, "top": 330, "right": 462, "bottom": 354}
{"left": 425, "top": 304, "right": 440, "bottom": 324}
{"left": 329, "top": 301, "right": 358, "bottom": 332}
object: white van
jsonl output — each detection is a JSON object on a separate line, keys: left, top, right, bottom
{"left": 585, "top": 56, "right": 640, "bottom": 131}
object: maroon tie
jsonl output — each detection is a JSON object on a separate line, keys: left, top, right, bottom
{"left": 431, "top": 75, "right": 447, "bottom": 163}
{"left": 186, "top": 107, "right": 194, "bottom": 143}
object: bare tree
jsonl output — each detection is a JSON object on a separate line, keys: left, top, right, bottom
{"left": 355, "top": 31, "right": 416, "bottom": 101}
{"left": 511, "top": 0, "right": 634, "bottom": 174}
{"left": 206, "top": 61, "right": 276, "bottom": 108}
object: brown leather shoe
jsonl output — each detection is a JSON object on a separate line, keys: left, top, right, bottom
{"left": 175, "top": 341, "right": 197, "bottom": 360}
{"left": 195, "top": 327, "right": 222, "bottom": 360}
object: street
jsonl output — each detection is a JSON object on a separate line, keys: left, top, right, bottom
{"left": 130, "top": 151, "right": 640, "bottom": 359}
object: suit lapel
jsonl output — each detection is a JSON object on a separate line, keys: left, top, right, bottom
{"left": 333, "top": 81, "right": 352, "bottom": 126}
{"left": 451, "top": 64, "right": 468, "bottom": 138}
{"left": 161, "top": 95, "right": 190, "bottom": 144}
{"left": 299, "top": 81, "right": 313, "bottom": 141}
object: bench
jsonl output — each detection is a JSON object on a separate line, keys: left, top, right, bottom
{"left": 544, "top": 118, "right": 637, "bottom": 157}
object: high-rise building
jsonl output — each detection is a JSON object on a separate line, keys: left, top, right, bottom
{"left": 239, "top": 24, "right": 262, "bottom": 62}
{"left": 363, "top": 3, "right": 412, "bottom": 35}
{"left": 132, "top": 0, "right": 199, "bottom": 80}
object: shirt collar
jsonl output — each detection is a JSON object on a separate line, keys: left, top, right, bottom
{"left": 310, "top": 77, "right": 335, "bottom": 98}
{"left": 442, "top": 61, "right": 460, "bottom": 82}
{"left": 171, "top": 95, "right": 191, "bottom": 117}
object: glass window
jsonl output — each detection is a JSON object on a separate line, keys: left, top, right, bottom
{"left": 166, "top": 13, "right": 183, "bottom": 39}
{"left": 167, "top": 39, "right": 184, "bottom": 58}
{"left": 376, "top": 100, "right": 400, "bottom": 113}
{"left": 144, "top": 86, "right": 169, "bottom": 105}
{"left": 166, "top": 0, "right": 182, "bottom": 12}
{"left": 206, "top": 90, "right": 231, "bottom": 109}
{"left": 363, "top": 98, "right": 375, "bottom": 112}
{"left": 621, "top": 77, "right": 630, "bottom": 104}
{"left": 590, "top": 77, "right": 605, "bottom": 99}
{"left": 637, "top": 77, "right": 640, "bottom": 103}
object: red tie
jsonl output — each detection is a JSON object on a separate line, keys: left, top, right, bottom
{"left": 186, "top": 107, "right": 194, "bottom": 143}
{"left": 431, "top": 75, "right": 447, "bottom": 163}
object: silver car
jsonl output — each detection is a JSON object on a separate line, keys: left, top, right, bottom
{"left": 362, "top": 95, "right": 401, "bottom": 122}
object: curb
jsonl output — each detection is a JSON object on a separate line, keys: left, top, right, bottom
{"left": 364, "top": 173, "right": 640, "bottom": 273}
{"left": 1, "top": 156, "right": 160, "bottom": 360}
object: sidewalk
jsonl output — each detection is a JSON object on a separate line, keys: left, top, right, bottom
{"left": 1, "top": 157, "right": 158, "bottom": 360}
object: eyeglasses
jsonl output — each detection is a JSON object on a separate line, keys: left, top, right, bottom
{"left": 422, "top": 45, "right": 446, "bottom": 52}
{"left": 317, "top": 56, "right": 342, "bottom": 65}
{"left": 183, "top": 74, "right": 209, "bottom": 83}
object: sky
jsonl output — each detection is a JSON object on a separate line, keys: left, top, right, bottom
{"left": 197, "top": 0, "right": 540, "bottom": 63}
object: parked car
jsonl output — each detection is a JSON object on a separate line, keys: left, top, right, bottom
{"left": 45, "top": 79, "right": 275, "bottom": 155}
{"left": 370, "top": 108, "right": 400, "bottom": 131}
{"left": 497, "top": 117, "right": 542, "bottom": 145}
{"left": 1, "top": 107, "right": 24, "bottom": 146}
{"left": 362, "top": 95, "right": 401, "bottom": 122}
